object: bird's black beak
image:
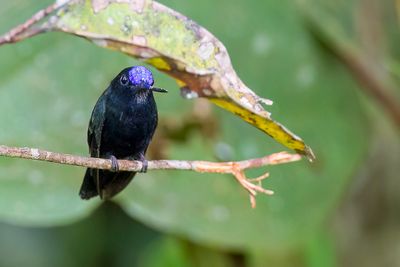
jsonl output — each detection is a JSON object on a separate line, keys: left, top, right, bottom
{"left": 150, "top": 87, "right": 168, "bottom": 93}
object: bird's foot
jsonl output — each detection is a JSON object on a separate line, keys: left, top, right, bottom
{"left": 138, "top": 154, "right": 148, "bottom": 173}
{"left": 110, "top": 155, "right": 119, "bottom": 172}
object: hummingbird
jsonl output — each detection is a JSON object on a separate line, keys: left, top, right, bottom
{"left": 79, "top": 66, "right": 167, "bottom": 200}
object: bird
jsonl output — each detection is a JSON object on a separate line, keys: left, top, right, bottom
{"left": 79, "top": 66, "right": 167, "bottom": 200}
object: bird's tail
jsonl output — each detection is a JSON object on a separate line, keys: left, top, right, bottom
{"left": 79, "top": 168, "right": 136, "bottom": 200}
{"left": 79, "top": 168, "right": 98, "bottom": 200}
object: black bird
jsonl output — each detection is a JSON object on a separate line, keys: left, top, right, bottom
{"left": 79, "top": 66, "right": 167, "bottom": 200}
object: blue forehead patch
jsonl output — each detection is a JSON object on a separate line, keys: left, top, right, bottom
{"left": 128, "top": 66, "right": 154, "bottom": 89}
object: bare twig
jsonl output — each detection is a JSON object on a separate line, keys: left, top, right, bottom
{"left": 0, "top": 2, "right": 60, "bottom": 45}
{"left": 305, "top": 10, "right": 400, "bottom": 128}
{"left": 0, "top": 145, "right": 301, "bottom": 208}
{"left": 338, "top": 50, "right": 400, "bottom": 127}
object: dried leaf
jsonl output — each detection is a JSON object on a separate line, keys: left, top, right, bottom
{"left": 1, "top": 0, "right": 314, "bottom": 159}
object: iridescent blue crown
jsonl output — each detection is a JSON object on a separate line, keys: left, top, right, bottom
{"left": 128, "top": 66, "right": 154, "bottom": 89}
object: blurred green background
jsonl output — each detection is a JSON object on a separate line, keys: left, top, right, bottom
{"left": 0, "top": 0, "right": 399, "bottom": 266}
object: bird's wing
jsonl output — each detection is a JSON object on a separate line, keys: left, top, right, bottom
{"left": 87, "top": 90, "right": 109, "bottom": 196}
{"left": 87, "top": 90, "right": 108, "bottom": 158}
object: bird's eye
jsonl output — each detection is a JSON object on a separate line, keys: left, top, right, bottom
{"left": 120, "top": 75, "right": 129, "bottom": 86}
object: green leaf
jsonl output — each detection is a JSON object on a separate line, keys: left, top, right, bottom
{"left": 1, "top": 0, "right": 314, "bottom": 159}
{"left": 0, "top": 29, "right": 126, "bottom": 225}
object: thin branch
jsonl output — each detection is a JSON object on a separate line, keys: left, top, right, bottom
{"left": 0, "top": 2, "right": 60, "bottom": 45}
{"left": 0, "top": 145, "right": 301, "bottom": 208}
{"left": 339, "top": 49, "right": 400, "bottom": 127}
{"left": 305, "top": 13, "right": 400, "bottom": 128}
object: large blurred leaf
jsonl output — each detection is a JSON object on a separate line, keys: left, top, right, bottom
{"left": 0, "top": 35, "right": 102, "bottom": 225}
{"left": 0, "top": 0, "right": 192, "bottom": 226}
{"left": 0, "top": 1, "right": 98, "bottom": 226}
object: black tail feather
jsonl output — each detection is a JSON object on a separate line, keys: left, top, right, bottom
{"left": 79, "top": 168, "right": 136, "bottom": 200}
{"left": 79, "top": 168, "right": 99, "bottom": 200}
